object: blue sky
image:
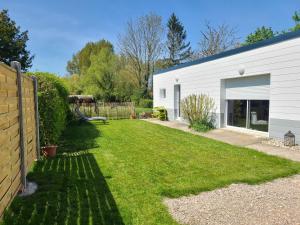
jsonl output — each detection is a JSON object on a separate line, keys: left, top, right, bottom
{"left": 1, "top": 0, "right": 299, "bottom": 75}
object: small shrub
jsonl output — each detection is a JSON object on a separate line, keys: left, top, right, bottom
{"left": 191, "top": 120, "right": 215, "bottom": 132}
{"left": 153, "top": 107, "right": 168, "bottom": 121}
{"left": 139, "top": 99, "right": 153, "bottom": 108}
{"left": 28, "top": 72, "right": 70, "bottom": 146}
{"left": 181, "top": 94, "right": 216, "bottom": 131}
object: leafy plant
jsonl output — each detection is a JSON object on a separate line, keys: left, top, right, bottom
{"left": 191, "top": 120, "right": 215, "bottom": 132}
{"left": 153, "top": 106, "right": 168, "bottom": 121}
{"left": 28, "top": 72, "right": 70, "bottom": 146}
{"left": 181, "top": 94, "right": 216, "bottom": 131}
{"left": 139, "top": 99, "right": 153, "bottom": 108}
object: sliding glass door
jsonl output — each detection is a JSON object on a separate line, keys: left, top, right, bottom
{"left": 249, "top": 100, "right": 269, "bottom": 132}
{"left": 227, "top": 100, "right": 269, "bottom": 132}
{"left": 227, "top": 100, "right": 247, "bottom": 128}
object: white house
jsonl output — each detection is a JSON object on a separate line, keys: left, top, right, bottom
{"left": 153, "top": 30, "right": 300, "bottom": 144}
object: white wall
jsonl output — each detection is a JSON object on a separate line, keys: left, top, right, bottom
{"left": 153, "top": 36, "right": 300, "bottom": 143}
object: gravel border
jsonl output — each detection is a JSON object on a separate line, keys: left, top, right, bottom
{"left": 262, "top": 138, "right": 300, "bottom": 151}
{"left": 164, "top": 175, "right": 300, "bottom": 225}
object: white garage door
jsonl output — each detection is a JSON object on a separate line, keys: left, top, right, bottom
{"left": 225, "top": 74, "right": 270, "bottom": 100}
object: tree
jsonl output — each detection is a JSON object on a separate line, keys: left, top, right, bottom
{"left": 119, "top": 13, "right": 164, "bottom": 98}
{"left": 291, "top": 11, "right": 300, "bottom": 31}
{"left": 244, "top": 26, "right": 275, "bottom": 45}
{"left": 166, "top": 13, "right": 192, "bottom": 66}
{"left": 66, "top": 39, "right": 113, "bottom": 76}
{"left": 0, "top": 10, "right": 33, "bottom": 71}
{"left": 62, "top": 74, "right": 83, "bottom": 95}
{"left": 198, "top": 22, "right": 239, "bottom": 57}
{"left": 84, "top": 47, "right": 117, "bottom": 101}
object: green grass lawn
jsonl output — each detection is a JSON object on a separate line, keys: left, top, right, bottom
{"left": 2, "top": 120, "right": 300, "bottom": 225}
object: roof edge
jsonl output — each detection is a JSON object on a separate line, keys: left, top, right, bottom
{"left": 154, "top": 29, "right": 300, "bottom": 75}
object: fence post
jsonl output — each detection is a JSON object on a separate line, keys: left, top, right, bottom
{"left": 32, "top": 76, "right": 40, "bottom": 160}
{"left": 10, "top": 61, "right": 27, "bottom": 191}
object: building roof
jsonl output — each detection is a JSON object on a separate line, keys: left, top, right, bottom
{"left": 154, "top": 29, "right": 300, "bottom": 76}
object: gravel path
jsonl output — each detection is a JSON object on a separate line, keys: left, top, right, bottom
{"left": 164, "top": 175, "right": 300, "bottom": 225}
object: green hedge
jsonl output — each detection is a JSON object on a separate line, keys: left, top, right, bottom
{"left": 28, "top": 72, "right": 70, "bottom": 146}
{"left": 138, "top": 99, "right": 153, "bottom": 108}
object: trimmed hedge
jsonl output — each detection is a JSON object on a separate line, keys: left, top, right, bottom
{"left": 28, "top": 72, "right": 70, "bottom": 146}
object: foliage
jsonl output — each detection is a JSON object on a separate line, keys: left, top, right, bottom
{"left": 66, "top": 39, "right": 113, "bottom": 76}
{"left": 166, "top": 13, "right": 192, "bottom": 66}
{"left": 0, "top": 10, "right": 33, "bottom": 71}
{"left": 198, "top": 22, "right": 239, "bottom": 57}
{"left": 181, "top": 94, "right": 215, "bottom": 129}
{"left": 191, "top": 120, "right": 214, "bottom": 132}
{"left": 62, "top": 74, "right": 83, "bottom": 95}
{"left": 244, "top": 26, "right": 276, "bottom": 45}
{"left": 3, "top": 120, "right": 300, "bottom": 225}
{"left": 28, "top": 72, "right": 70, "bottom": 146}
{"left": 153, "top": 106, "right": 168, "bottom": 120}
{"left": 119, "top": 13, "right": 164, "bottom": 97}
{"left": 291, "top": 11, "right": 300, "bottom": 31}
{"left": 83, "top": 47, "right": 117, "bottom": 101}
{"left": 138, "top": 98, "right": 153, "bottom": 108}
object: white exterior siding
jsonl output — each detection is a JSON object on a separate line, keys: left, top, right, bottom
{"left": 153, "top": 34, "right": 300, "bottom": 144}
{"left": 225, "top": 75, "right": 270, "bottom": 100}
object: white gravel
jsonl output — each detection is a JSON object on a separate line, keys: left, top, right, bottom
{"left": 164, "top": 175, "right": 300, "bottom": 225}
{"left": 262, "top": 138, "right": 300, "bottom": 151}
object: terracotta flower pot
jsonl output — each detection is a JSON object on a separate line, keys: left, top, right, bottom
{"left": 42, "top": 145, "right": 57, "bottom": 157}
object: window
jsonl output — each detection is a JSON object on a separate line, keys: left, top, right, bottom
{"left": 160, "top": 89, "right": 166, "bottom": 98}
{"left": 227, "top": 99, "right": 269, "bottom": 132}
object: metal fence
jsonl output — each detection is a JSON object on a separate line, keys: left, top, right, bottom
{"left": 70, "top": 102, "right": 135, "bottom": 120}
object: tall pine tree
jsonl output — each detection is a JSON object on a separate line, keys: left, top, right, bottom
{"left": 166, "top": 13, "right": 191, "bottom": 66}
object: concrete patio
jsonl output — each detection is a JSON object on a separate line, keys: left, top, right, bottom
{"left": 144, "top": 119, "right": 300, "bottom": 162}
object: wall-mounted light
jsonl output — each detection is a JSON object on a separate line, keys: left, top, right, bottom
{"left": 238, "top": 65, "right": 245, "bottom": 75}
{"left": 175, "top": 77, "right": 179, "bottom": 83}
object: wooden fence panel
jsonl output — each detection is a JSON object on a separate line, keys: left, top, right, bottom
{"left": 0, "top": 63, "right": 38, "bottom": 217}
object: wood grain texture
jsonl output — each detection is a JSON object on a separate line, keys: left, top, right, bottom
{"left": 0, "top": 64, "right": 37, "bottom": 217}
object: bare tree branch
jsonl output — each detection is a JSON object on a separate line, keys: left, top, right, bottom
{"left": 118, "top": 13, "right": 164, "bottom": 96}
{"left": 198, "top": 21, "right": 239, "bottom": 57}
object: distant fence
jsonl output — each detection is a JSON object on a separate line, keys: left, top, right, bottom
{"left": 70, "top": 102, "right": 135, "bottom": 119}
{"left": 0, "top": 62, "right": 39, "bottom": 217}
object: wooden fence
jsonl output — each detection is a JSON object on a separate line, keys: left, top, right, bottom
{"left": 0, "top": 62, "right": 39, "bottom": 217}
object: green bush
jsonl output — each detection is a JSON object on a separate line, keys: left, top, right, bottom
{"left": 28, "top": 72, "right": 70, "bottom": 146}
{"left": 181, "top": 94, "right": 216, "bottom": 132}
{"left": 191, "top": 120, "right": 215, "bottom": 132}
{"left": 139, "top": 99, "right": 153, "bottom": 108}
{"left": 153, "top": 107, "right": 168, "bottom": 121}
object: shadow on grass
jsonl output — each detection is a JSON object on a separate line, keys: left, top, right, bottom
{"left": 2, "top": 121, "right": 124, "bottom": 225}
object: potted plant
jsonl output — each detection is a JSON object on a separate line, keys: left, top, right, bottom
{"left": 41, "top": 123, "right": 58, "bottom": 157}
{"left": 32, "top": 72, "right": 69, "bottom": 158}
{"left": 42, "top": 145, "right": 57, "bottom": 157}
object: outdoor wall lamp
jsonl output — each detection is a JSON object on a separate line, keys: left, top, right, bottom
{"left": 238, "top": 65, "right": 245, "bottom": 75}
